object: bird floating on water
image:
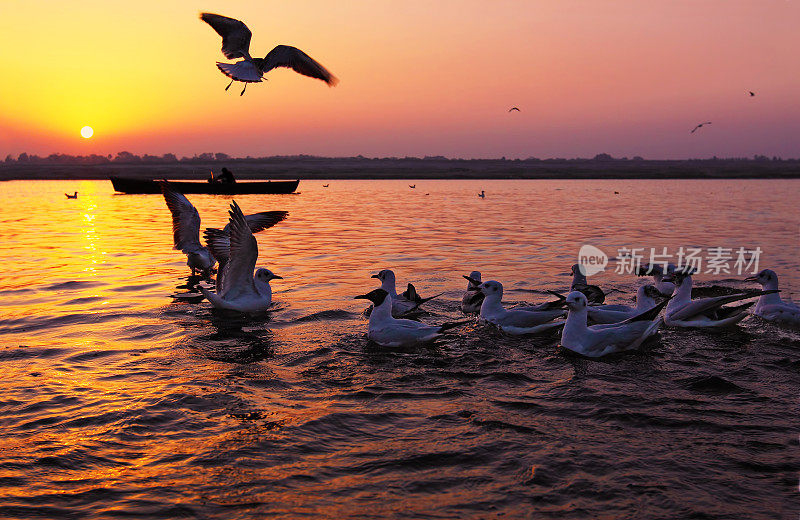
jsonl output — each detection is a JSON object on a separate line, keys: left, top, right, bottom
{"left": 409, "top": 185, "right": 416, "bottom": 189}
{"left": 745, "top": 269, "right": 800, "bottom": 328}
{"left": 475, "top": 280, "right": 565, "bottom": 335}
{"left": 65, "top": 192, "right": 77, "bottom": 199}
{"left": 587, "top": 284, "right": 664, "bottom": 324}
{"left": 662, "top": 268, "right": 777, "bottom": 328}
{"left": 371, "top": 269, "right": 440, "bottom": 316}
{"left": 322, "top": 184, "right": 329, "bottom": 188}
{"left": 461, "top": 272, "right": 485, "bottom": 314}
{"left": 200, "top": 12, "right": 338, "bottom": 96}
{"left": 355, "top": 289, "right": 467, "bottom": 347}
{"left": 478, "top": 190, "right": 485, "bottom": 198}
{"left": 690, "top": 121, "right": 712, "bottom": 134}
{"left": 560, "top": 291, "right": 667, "bottom": 358}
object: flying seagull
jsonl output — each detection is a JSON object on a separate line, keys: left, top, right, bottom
{"left": 508, "top": 107, "right": 520, "bottom": 112}
{"left": 200, "top": 12, "right": 338, "bottom": 96}
{"left": 749, "top": 91, "right": 756, "bottom": 97}
{"left": 690, "top": 121, "right": 712, "bottom": 134}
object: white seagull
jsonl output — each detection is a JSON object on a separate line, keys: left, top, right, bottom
{"left": 200, "top": 12, "right": 338, "bottom": 96}
{"left": 476, "top": 280, "right": 565, "bottom": 335}
{"left": 198, "top": 201, "right": 282, "bottom": 313}
{"left": 371, "top": 269, "right": 441, "bottom": 316}
{"left": 560, "top": 292, "right": 667, "bottom": 358}
{"left": 355, "top": 289, "right": 466, "bottom": 347}
{"left": 587, "top": 284, "right": 663, "bottom": 324}
{"left": 745, "top": 269, "right": 800, "bottom": 328}
{"left": 662, "top": 268, "right": 777, "bottom": 328}
{"left": 461, "top": 271, "right": 485, "bottom": 313}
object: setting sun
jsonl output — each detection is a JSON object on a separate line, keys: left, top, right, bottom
{"left": 80, "top": 126, "right": 94, "bottom": 139}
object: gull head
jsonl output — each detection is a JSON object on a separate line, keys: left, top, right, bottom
{"left": 355, "top": 288, "right": 389, "bottom": 306}
{"left": 565, "top": 291, "right": 588, "bottom": 311}
{"left": 256, "top": 268, "right": 283, "bottom": 283}
{"left": 371, "top": 269, "right": 395, "bottom": 283}
{"left": 744, "top": 268, "right": 776, "bottom": 287}
{"left": 478, "top": 280, "right": 503, "bottom": 298}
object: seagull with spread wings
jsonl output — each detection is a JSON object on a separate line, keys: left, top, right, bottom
{"left": 200, "top": 12, "right": 338, "bottom": 95}
{"left": 199, "top": 201, "right": 283, "bottom": 313}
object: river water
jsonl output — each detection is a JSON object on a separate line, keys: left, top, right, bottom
{"left": 0, "top": 179, "right": 798, "bottom": 518}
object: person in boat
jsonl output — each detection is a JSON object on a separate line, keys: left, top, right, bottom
{"left": 208, "top": 167, "right": 236, "bottom": 184}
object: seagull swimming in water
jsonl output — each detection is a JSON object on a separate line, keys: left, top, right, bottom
{"left": 198, "top": 201, "right": 283, "bottom": 313}
{"left": 745, "top": 269, "right": 800, "bottom": 328}
{"left": 662, "top": 268, "right": 777, "bottom": 328}
{"left": 355, "top": 289, "right": 467, "bottom": 347}
{"left": 475, "top": 280, "right": 565, "bottom": 335}
{"left": 478, "top": 190, "right": 485, "bottom": 198}
{"left": 690, "top": 121, "right": 712, "bottom": 134}
{"left": 371, "top": 269, "right": 441, "bottom": 316}
{"left": 200, "top": 12, "right": 338, "bottom": 96}
{"left": 65, "top": 192, "right": 77, "bottom": 199}
{"left": 560, "top": 291, "right": 667, "bottom": 358}
{"left": 461, "top": 272, "right": 485, "bottom": 314}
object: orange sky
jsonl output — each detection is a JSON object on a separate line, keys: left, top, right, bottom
{"left": 1, "top": 0, "right": 798, "bottom": 159}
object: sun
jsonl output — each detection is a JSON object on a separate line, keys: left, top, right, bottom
{"left": 80, "top": 126, "right": 94, "bottom": 139}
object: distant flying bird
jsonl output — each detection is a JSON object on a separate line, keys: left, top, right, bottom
{"left": 409, "top": 185, "right": 416, "bottom": 189}
{"left": 749, "top": 91, "right": 756, "bottom": 97}
{"left": 508, "top": 107, "right": 520, "bottom": 112}
{"left": 690, "top": 121, "right": 712, "bottom": 134}
{"left": 322, "top": 184, "right": 329, "bottom": 187}
{"left": 65, "top": 192, "right": 77, "bottom": 199}
{"left": 200, "top": 12, "right": 338, "bottom": 96}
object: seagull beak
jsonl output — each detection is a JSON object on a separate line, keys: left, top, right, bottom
{"left": 271, "top": 275, "right": 283, "bottom": 280}
{"left": 370, "top": 274, "right": 381, "bottom": 279}
{"left": 354, "top": 294, "right": 370, "bottom": 301}
{"left": 743, "top": 276, "right": 758, "bottom": 282}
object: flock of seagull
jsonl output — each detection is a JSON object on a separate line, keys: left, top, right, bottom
{"left": 160, "top": 183, "right": 800, "bottom": 359}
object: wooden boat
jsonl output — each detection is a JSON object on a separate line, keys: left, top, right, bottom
{"left": 110, "top": 176, "right": 299, "bottom": 195}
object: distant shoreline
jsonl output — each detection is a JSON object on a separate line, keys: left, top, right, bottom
{"left": 2, "top": 158, "right": 800, "bottom": 181}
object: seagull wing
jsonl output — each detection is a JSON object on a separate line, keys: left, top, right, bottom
{"left": 219, "top": 201, "right": 258, "bottom": 299}
{"left": 160, "top": 182, "right": 202, "bottom": 253}
{"left": 259, "top": 45, "right": 338, "bottom": 85}
{"left": 668, "top": 290, "right": 775, "bottom": 321}
{"left": 221, "top": 210, "right": 289, "bottom": 234}
{"left": 203, "top": 228, "right": 231, "bottom": 265}
{"left": 200, "top": 13, "right": 252, "bottom": 59}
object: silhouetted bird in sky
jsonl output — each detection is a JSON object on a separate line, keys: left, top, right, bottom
{"left": 690, "top": 121, "right": 712, "bottom": 134}
{"left": 508, "top": 107, "right": 520, "bottom": 112}
{"left": 749, "top": 91, "right": 756, "bottom": 97}
{"left": 322, "top": 184, "right": 329, "bottom": 187}
{"left": 409, "top": 185, "right": 416, "bottom": 189}
{"left": 65, "top": 192, "right": 77, "bottom": 199}
{"left": 200, "top": 12, "right": 338, "bottom": 96}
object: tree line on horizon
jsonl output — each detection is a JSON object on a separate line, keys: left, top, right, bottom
{"left": 1, "top": 151, "right": 794, "bottom": 165}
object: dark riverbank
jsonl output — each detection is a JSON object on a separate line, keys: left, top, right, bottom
{"left": 2, "top": 157, "right": 800, "bottom": 181}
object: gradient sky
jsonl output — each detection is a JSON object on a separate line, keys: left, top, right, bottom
{"left": 1, "top": 0, "right": 798, "bottom": 159}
